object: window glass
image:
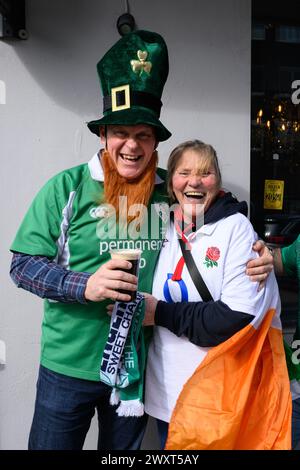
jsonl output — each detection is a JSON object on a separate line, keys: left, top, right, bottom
{"left": 276, "top": 25, "right": 300, "bottom": 43}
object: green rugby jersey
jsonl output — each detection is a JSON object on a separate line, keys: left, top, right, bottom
{"left": 282, "top": 236, "right": 300, "bottom": 344}
{"left": 281, "top": 236, "right": 300, "bottom": 384}
{"left": 11, "top": 153, "right": 169, "bottom": 380}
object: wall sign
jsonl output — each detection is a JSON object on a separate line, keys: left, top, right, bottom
{"left": 264, "top": 179, "right": 284, "bottom": 210}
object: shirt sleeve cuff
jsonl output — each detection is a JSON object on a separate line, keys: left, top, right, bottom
{"left": 63, "top": 271, "right": 91, "bottom": 304}
{"left": 154, "top": 300, "right": 174, "bottom": 328}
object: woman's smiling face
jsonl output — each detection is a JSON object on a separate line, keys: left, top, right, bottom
{"left": 172, "top": 149, "right": 220, "bottom": 221}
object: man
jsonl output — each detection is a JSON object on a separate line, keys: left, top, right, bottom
{"left": 10, "top": 30, "right": 272, "bottom": 450}
{"left": 272, "top": 237, "right": 300, "bottom": 449}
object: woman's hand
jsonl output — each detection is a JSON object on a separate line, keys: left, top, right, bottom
{"left": 84, "top": 259, "right": 138, "bottom": 302}
{"left": 142, "top": 292, "right": 158, "bottom": 326}
{"left": 106, "top": 292, "right": 159, "bottom": 327}
{"left": 246, "top": 240, "right": 273, "bottom": 288}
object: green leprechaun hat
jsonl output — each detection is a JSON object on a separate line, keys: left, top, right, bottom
{"left": 87, "top": 30, "right": 171, "bottom": 142}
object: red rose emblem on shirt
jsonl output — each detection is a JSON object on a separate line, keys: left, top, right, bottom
{"left": 204, "top": 247, "right": 220, "bottom": 268}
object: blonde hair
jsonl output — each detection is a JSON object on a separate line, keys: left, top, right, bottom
{"left": 167, "top": 140, "right": 222, "bottom": 202}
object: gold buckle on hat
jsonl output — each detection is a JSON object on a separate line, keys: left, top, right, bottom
{"left": 111, "top": 84, "right": 130, "bottom": 112}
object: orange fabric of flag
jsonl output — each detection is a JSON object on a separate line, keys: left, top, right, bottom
{"left": 165, "top": 309, "right": 292, "bottom": 450}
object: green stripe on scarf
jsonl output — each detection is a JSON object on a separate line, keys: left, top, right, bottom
{"left": 100, "top": 293, "right": 146, "bottom": 416}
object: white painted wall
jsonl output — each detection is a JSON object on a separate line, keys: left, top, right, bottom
{"left": 0, "top": 0, "right": 251, "bottom": 449}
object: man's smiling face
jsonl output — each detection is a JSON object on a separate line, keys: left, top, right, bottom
{"left": 101, "top": 125, "right": 157, "bottom": 180}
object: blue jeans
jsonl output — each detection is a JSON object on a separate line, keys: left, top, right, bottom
{"left": 156, "top": 419, "right": 169, "bottom": 449}
{"left": 292, "top": 397, "right": 300, "bottom": 449}
{"left": 28, "top": 365, "right": 148, "bottom": 450}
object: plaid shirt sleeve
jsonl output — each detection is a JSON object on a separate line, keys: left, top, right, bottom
{"left": 10, "top": 252, "right": 91, "bottom": 304}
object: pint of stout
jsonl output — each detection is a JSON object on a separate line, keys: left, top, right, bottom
{"left": 110, "top": 249, "right": 142, "bottom": 301}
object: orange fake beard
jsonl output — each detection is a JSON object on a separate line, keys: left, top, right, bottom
{"left": 101, "top": 149, "right": 158, "bottom": 223}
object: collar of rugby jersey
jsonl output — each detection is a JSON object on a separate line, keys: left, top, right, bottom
{"left": 88, "top": 152, "right": 164, "bottom": 185}
{"left": 172, "top": 205, "right": 218, "bottom": 243}
{"left": 185, "top": 221, "right": 219, "bottom": 241}
{"left": 183, "top": 191, "right": 248, "bottom": 241}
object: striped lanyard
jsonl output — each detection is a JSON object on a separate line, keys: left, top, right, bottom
{"left": 172, "top": 207, "right": 195, "bottom": 281}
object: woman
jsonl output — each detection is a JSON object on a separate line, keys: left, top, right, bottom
{"left": 143, "top": 140, "right": 291, "bottom": 450}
